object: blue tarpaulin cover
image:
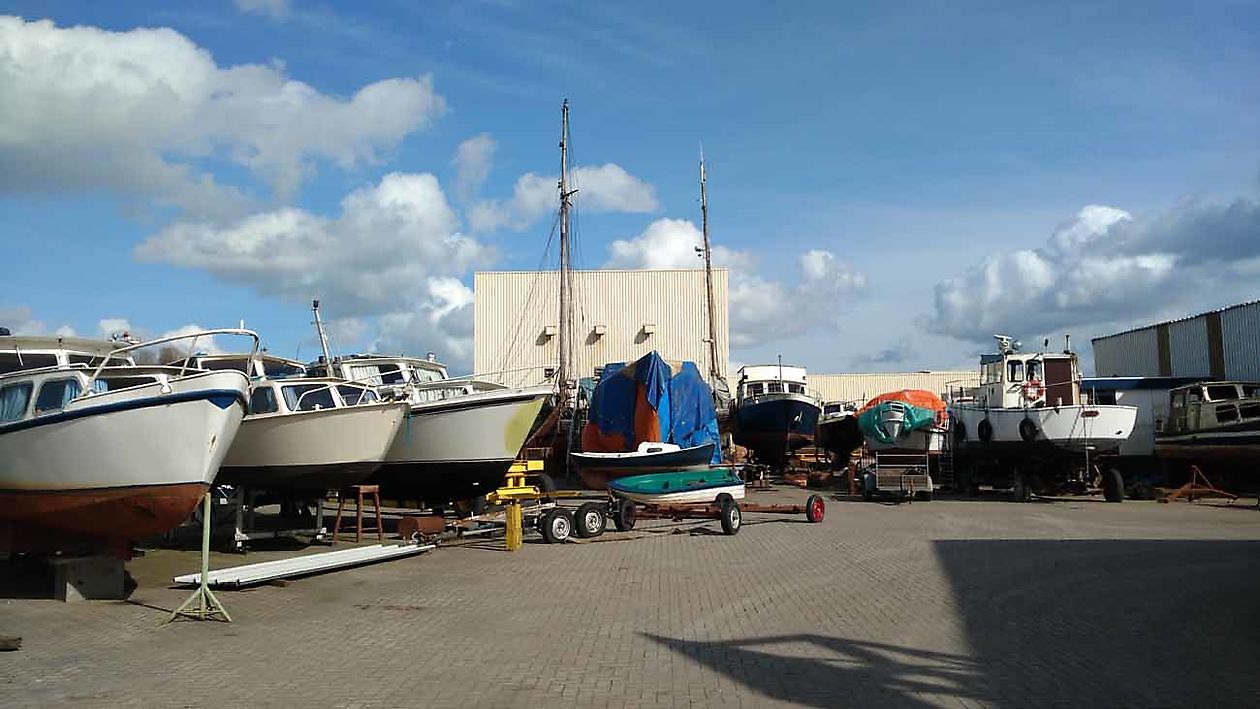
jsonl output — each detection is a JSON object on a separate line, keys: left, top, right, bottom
{"left": 581, "top": 351, "right": 721, "bottom": 464}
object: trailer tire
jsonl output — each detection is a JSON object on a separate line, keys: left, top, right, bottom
{"left": 719, "top": 499, "right": 742, "bottom": 535}
{"left": 1018, "top": 418, "right": 1039, "bottom": 442}
{"left": 715, "top": 493, "right": 734, "bottom": 507}
{"left": 977, "top": 419, "right": 993, "bottom": 443}
{"left": 1102, "top": 467, "right": 1125, "bottom": 503}
{"left": 539, "top": 508, "right": 573, "bottom": 543}
{"left": 531, "top": 473, "right": 557, "bottom": 494}
{"left": 574, "top": 502, "right": 606, "bottom": 538}
{"left": 612, "top": 498, "right": 637, "bottom": 531}
{"left": 805, "top": 494, "right": 826, "bottom": 522}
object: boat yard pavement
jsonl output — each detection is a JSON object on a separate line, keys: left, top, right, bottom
{"left": 3, "top": 488, "right": 1259, "bottom": 708}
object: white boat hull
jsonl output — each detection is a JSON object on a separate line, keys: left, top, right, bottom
{"left": 376, "top": 386, "right": 550, "bottom": 501}
{"left": 953, "top": 404, "right": 1137, "bottom": 455}
{"left": 219, "top": 402, "right": 408, "bottom": 490}
{"left": 612, "top": 482, "right": 747, "bottom": 505}
{"left": 0, "top": 371, "right": 248, "bottom": 548}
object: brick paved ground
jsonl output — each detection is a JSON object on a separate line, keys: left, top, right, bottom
{"left": 3, "top": 488, "right": 1259, "bottom": 708}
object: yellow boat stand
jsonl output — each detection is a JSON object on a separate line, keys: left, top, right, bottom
{"left": 487, "top": 459, "right": 546, "bottom": 551}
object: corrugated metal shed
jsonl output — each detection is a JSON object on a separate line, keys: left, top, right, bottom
{"left": 1222, "top": 302, "right": 1260, "bottom": 379}
{"left": 811, "top": 371, "right": 979, "bottom": 405}
{"left": 1093, "top": 327, "right": 1160, "bottom": 377}
{"left": 1168, "top": 316, "right": 1210, "bottom": 376}
{"left": 474, "top": 269, "right": 728, "bottom": 387}
{"left": 1091, "top": 300, "right": 1260, "bottom": 379}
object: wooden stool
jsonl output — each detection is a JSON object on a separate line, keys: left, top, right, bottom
{"left": 331, "top": 484, "right": 383, "bottom": 543}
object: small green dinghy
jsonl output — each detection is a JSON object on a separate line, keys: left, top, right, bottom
{"left": 606, "top": 468, "right": 746, "bottom": 505}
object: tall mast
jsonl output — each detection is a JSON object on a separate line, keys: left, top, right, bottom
{"left": 311, "top": 299, "right": 333, "bottom": 372}
{"left": 557, "top": 99, "right": 573, "bottom": 407}
{"left": 699, "top": 149, "right": 721, "bottom": 387}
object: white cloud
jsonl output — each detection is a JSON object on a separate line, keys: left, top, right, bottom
{"left": 235, "top": 0, "right": 290, "bottom": 20}
{"left": 97, "top": 318, "right": 134, "bottom": 339}
{"left": 0, "top": 305, "right": 46, "bottom": 335}
{"left": 926, "top": 196, "right": 1260, "bottom": 345}
{"left": 0, "top": 16, "right": 445, "bottom": 216}
{"left": 469, "top": 163, "right": 657, "bottom": 232}
{"left": 602, "top": 218, "right": 867, "bottom": 349}
{"left": 136, "top": 172, "right": 489, "bottom": 370}
{"left": 452, "top": 133, "right": 496, "bottom": 201}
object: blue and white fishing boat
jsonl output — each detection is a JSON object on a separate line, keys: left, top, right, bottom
{"left": 730, "top": 363, "right": 822, "bottom": 467}
{"left": 607, "top": 468, "right": 746, "bottom": 505}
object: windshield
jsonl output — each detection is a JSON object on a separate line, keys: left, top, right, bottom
{"left": 282, "top": 383, "right": 337, "bottom": 411}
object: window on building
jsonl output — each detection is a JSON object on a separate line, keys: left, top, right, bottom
{"left": 35, "top": 378, "right": 81, "bottom": 414}
{"left": 249, "top": 387, "right": 279, "bottom": 414}
{"left": 0, "top": 382, "right": 33, "bottom": 422}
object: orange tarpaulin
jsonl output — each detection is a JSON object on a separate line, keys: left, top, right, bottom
{"left": 857, "top": 389, "right": 946, "bottom": 416}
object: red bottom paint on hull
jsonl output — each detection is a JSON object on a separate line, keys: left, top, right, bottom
{"left": 0, "top": 483, "right": 208, "bottom": 555}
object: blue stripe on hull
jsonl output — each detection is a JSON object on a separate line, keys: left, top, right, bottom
{"left": 0, "top": 388, "right": 246, "bottom": 435}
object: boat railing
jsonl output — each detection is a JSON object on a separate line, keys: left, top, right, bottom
{"left": 84, "top": 328, "right": 261, "bottom": 396}
{"left": 290, "top": 382, "right": 345, "bottom": 412}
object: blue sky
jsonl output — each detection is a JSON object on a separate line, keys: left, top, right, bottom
{"left": 2, "top": 1, "right": 1259, "bottom": 375}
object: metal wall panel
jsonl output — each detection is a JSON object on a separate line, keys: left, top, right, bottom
{"left": 1168, "top": 316, "right": 1211, "bottom": 377}
{"left": 810, "top": 371, "right": 979, "bottom": 404}
{"left": 1221, "top": 300, "right": 1260, "bottom": 379}
{"left": 474, "top": 269, "right": 729, "bottom": 387}
{"left": 1092, "top": 328, "right": 1160, "bottom": 377}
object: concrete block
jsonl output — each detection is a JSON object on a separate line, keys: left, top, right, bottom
{"left": 49, "top": 556, "right": 126, "bottom": 602}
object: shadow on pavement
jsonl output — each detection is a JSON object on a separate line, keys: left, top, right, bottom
{"left": 643, "top": 632, "right": 985, "bottom": 706}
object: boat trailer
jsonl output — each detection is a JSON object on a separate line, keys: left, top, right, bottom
{"left": 609, "top": 494, "right": 827, "bottom": 536}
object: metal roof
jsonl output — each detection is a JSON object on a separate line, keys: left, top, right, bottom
{"left": 1090, "top": 299, "right": 1260, "bottom": 343}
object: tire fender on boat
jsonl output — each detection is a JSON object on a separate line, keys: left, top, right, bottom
{"left": 977, "top": 418, "right": 993, "bottom": 443}
{"left": 1018, "top": 417, "right": 1039, "bottom": 442}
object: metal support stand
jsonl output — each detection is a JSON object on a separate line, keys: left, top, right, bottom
{"left": 1158, "top": 465, "right": 1238, "bottom": 504}
{"left": 505, "top": 503, "right": 524, "bottom": 551}
{"left": 166, "top": 493, "right": 231, "bottom": 624}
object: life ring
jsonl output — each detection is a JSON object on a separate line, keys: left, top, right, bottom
{"left": 977, "top": 418, "right": 993, "bottom": 443}
{"left": 1022, "top": 379, "right": 1045, "bottom": 401}
{"left": 1019, "top": 417, "right": 1039, "bottom": 442}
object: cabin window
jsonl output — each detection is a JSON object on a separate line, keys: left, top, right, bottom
{"left": 1007, "top": 361, "right": 1024, "bottom": 383}
{"left": 981, "top": 362, "right": 1001, "bottom": 384}
{"left": 337, "top": 385, "right": 377, "bottom": 406}
{"left": 1240, "top": 403, "right": 1260, "bottom": 419}
{"left": 1241, "top": 384, "right": 1260, "bottom": 398}
{"left": 788, "top": 383, "right": 805, "bottom": 394}
{"left": 282, "top": 384, "right": 336, "bottom": 412}
{"left": 1216, "top": 404, "right": 1239, "bottom": 423}
{"left": 249, "top": 387, "right": 279, "bottom": 414}
{"left": 767, "top": 382, "right": 784, "bottom": 394}
{"left": 35, "top": 378, "right": 81, "bottom": 414}
{"left": 203, "top": 360, "right": 251, "bottom": 374}
{"left": 96, "top": 376, "right": 157, "bottom": 392}
{"left": 67, "top": 355, "right": 130, "bottom": 368}
{"left": 1206, "top": 384, "right": 1239, "bottom": 401}
{"left": 378, "top": 364, "right": 405, "bottom": 385}
{"left": 412, "top": 367, "right": 444, "bottom": 383}
{"left": 0, "top": 353, "right": 57, "bottom": 374}
{"left": 263, "top": 360, "right": 305, "bottom": 378}
{"left": 0, "top": 382, "right": 32, "bottom": 422}
{"left": 1027, "top": 360, "right": 1043, "bottom": 382}
{"left": 746, "top": 383, "right": 764, "bottom": 397}
{"left": 1186, "top": 390, "right": 1202, "bottom": 405}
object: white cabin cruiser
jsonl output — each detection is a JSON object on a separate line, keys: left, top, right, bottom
{"left": 310, "top": 353, "right": 551, "bottom": 503}
{"left": 0, "top": 329, "right": 253, "bottom": 555}
{"left": 951, "top": 336, "right": 1137, "bottom": 501}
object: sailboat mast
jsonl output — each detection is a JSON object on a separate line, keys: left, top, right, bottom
{"left": 311, "top": 299, "right": 333, "bottom": 373}
{"left": 557, "top": 99, "right": 573, "bottom": 406}
{"left": 699, "top": 151, "right": 721, "bottom": 387}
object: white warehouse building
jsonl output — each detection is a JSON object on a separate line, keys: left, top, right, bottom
{"left": 474, "top": 268, "right": 729, "bottom": 387}
{"left": 1091, "top": 300, "right": 1260, "bottom": 380}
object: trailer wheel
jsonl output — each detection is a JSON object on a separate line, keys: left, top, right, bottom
{"left": 715, "top": 493, "right": 734, "bottom": 507}
{"left": 612, "top": 498, "right": 637, "bottom": 531}
{"left": 719, "top": 499, "right": 742, "bottom": 535}
{"left": 1012, "top": 468, "right": 1032, "bottom": 503}
{"left": 574, "top": 502, "right": 606, "bottom": 538}
{"left": 805, "top": 494, "right": 825, "bottom": 522}
{"left": 539, "top": 508, "right": 573, "bottom": 543}
{"left": 1102, "top": 467, "right": 1125, "bottom": 503}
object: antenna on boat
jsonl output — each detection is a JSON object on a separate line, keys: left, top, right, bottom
{"left": 311, "top": 299, "right": 333, "bottom": 369}
{"left": 699, "top": 147, "right": 722, "bottom": 392}
{"left": 556, "top": 99, "right": 576, "bottom": 408}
